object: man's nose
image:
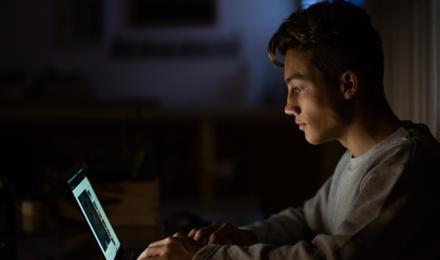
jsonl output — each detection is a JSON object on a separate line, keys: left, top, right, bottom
{"left": 285, "top": 97, "right": 300, "bottom": 116}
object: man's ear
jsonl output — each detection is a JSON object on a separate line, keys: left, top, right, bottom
{"left": 340, "top": 70, "right": 359, "bottom": 99}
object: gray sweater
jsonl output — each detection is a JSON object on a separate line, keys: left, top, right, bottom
{"left": 194, "top": 122, "right": 440, "bottom": 260}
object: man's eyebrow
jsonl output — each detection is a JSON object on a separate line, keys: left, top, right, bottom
{"left": 285, "top": 74, "right": 305, "bottom": 85}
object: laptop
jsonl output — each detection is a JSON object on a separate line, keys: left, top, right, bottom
{"left": 64, "top": 163, "right": 142, "bottom": 260}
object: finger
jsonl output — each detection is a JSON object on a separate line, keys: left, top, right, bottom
{"left": 137, "top": 245, "right": 164, "bottom": 260}
{"left": 194, "top": 222, "right": 222, "bottom": 242}
{"left": 149, "top": 236, "right": 177, "bottom": 247}
{"left": 188, "top": 228, "right": 200, "bottom": 238}
{"left": 208, "top": 223, "right": 234, "bottom": 245}
{"left": 148, "top": 239, "right": 166, "bottom": 247}
{"left": 138, "top": 256, "right": 160, "bottom": 260}
{"left": 174, "top": 232, "right": 204, "bottom": 247}
{"left": 137, "top": 248, "right": 147, "bottom": 260}
{"left": 173, "top": 232, "right": 187, "bottom": 239}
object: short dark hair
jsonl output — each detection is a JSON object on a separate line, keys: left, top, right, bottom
{"left": 268, "top": 0, "right": 384, "bottom": 89}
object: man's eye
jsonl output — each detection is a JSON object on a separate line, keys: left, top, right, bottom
{"left": 294, "top": 87, "right": 303, "bottom": 92}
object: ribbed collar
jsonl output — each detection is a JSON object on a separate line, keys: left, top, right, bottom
{"left": 348, "top": 121, "right": 413, "bottom": 171}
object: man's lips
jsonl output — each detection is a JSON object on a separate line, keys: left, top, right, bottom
{"left": 296, "top": 121, "right": 306, "bottom": 130}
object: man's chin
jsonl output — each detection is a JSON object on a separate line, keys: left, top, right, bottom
{"left": 306, "top": 139, "right": 322, "bottom": 145}
{"left": 304, "top": 132, "right": 327, "bottom": 145}
{"left": 304, "top": 133, "right": 317, "bottom": 145}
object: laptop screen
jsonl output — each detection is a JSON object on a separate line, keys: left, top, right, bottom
{"left": 66, "top": 167, "right": 121, "bottom": 260}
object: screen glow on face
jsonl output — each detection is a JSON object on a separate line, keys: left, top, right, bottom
{"left": 72, "top": 174, "right": 121, "bottom": 260}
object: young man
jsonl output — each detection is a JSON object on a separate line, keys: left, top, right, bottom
{"left": 138, "top": 1, "right": 440, "bottom": 259}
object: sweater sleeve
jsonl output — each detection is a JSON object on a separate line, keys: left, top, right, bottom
{"left": 193, "top": 141, "right": 440, "bottom": 260}
{"left": 238, "top": 176, "right": 333, "bottom": 247}
{"left": 238, "top": 207, "right": 308, "bottom": 246}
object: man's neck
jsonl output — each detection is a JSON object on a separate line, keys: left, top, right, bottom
{"left": 338, "top": 103, "right": 404, "bottom": 158}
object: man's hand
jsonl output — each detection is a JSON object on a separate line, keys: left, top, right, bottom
{"left": 137, "top": 232, "right": 204, "bottom": 260}
{"left": 188, "top": 222, "right": 257, "bottom": 246}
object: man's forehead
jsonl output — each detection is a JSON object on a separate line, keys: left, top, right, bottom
{"left": 284, "top": 50, "right": 312, "bottom": 80}
{"left": 285, "top": 49, "right": 312, "bottom": 67}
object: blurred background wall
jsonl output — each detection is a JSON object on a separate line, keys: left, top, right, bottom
{"left": 0, "top": 0, "right": 440, "bottom": 258}
{"left": 365, "top": 0, "right": 440, "bottom": 140}
{"left": 0, "top": 0, "right": 439, "bottom": 216}
{"left": 0, "top": 0, "right": 297, "bottom": 108}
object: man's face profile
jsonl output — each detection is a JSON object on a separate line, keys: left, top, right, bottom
{"left": 284, "top": 49, "right": 345, "bottom": 145}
